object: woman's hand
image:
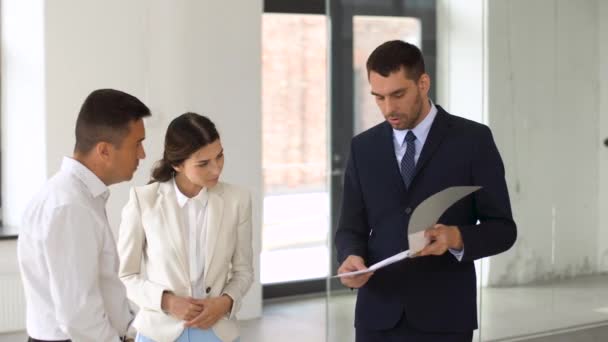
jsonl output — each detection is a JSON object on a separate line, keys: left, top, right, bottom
{"left": 184, "top": 295, "right": 233, "bottom": 329}
{"left": 161, "top": 292, "right": 204, "bottom": 321}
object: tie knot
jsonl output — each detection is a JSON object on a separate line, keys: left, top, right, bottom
{"left": 405, "top": 131, "right": 416, "bottom": 143}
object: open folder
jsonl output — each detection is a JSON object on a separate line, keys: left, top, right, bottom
{"left": 335, "top": 186, "right": 481, "bottom": 278}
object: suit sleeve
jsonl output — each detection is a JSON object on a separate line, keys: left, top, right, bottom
{"left": 117, "top": 187, "right": 169, "bottom": 313}
{"left": 458, "top": 126, "right": 517, "bottom": 261}
{"left": 335, "top": 141, "right": 371, "bottom": 265}
{"left": 221, "top": 190, "right": 254, "bottom": 319}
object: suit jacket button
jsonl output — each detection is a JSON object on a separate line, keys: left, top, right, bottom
{"left": 206, "top": 287, "right": 211, "bottom": 294}
{"left": 405, "top": 207, "right": 412, "bottom": 215}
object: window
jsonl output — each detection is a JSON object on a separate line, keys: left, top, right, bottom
{"left": 262, "top": 10, "right": 330, "bottom": 285}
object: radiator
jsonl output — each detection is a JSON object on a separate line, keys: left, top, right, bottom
{"left": 0, "top": 239, "right": 26, "bottom": 333}
{"left": 0, "top": 274, "right": 25, "bottom": 333}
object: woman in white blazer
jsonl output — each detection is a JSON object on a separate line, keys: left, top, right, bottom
{"left": 117, "top": 113, "right": 253, "bottom": 342}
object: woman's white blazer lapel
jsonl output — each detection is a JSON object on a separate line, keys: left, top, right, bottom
{"left": 157, "top": 181, "right": 190, "bottom": 283}
{"left": 204, "top": 183, "right": 224, "bottom": 278}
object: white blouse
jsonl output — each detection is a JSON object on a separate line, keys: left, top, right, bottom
{"left": 173, "top": 179, "right": 209, "bottom": 298}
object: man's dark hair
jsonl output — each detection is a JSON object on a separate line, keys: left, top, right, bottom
{"left": 366, "top": 40, "right": 426, "bottom": 80}
{"left": 74, "top": 89, "right": 151, "bottom": 154}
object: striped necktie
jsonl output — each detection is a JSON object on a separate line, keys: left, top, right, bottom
{"left": 400, "top": 131, "right": 417, "bottom": 189}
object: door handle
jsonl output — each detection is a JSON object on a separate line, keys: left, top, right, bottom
{"left": 331, "top": 168, "right": 344, "bottom": 176}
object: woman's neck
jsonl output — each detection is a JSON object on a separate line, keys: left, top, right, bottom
{"left": 174, "top": 173, "right": 203, "bottom": 198}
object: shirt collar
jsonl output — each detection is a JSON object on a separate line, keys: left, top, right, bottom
{"left": 173, "top": 178, "right": 208, "bottom": 208}
{"left": 393, "top": 100, "right": 438, "bottom": 146}
{"left": 61, "top": 157, "right": 109, "bottom": 201}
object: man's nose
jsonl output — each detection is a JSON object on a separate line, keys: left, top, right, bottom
{"left": 384, "top": 98, "right": 397, "bottom": 115}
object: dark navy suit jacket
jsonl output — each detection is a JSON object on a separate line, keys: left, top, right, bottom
{"left": 335, "top": 105, "right": 517, "bottom": 333}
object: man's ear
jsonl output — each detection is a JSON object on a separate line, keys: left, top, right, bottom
{"left": 95, "top": 141, "right": 112, "bottom": 161}
{"left": 418, "top": 73, "right": 431, "bottom": 95}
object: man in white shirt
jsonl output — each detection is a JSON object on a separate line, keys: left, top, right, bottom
{"left": 18, "top": 89, "right": 151, "bottom": 342}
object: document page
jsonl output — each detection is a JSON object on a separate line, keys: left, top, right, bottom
{"left": 334, "top": 186, "right": 482, "bottom": 278}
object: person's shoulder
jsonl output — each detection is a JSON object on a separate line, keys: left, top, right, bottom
{"left": 438, "top": 106, "right": 492, "bottom": 136}
{"left": 352, "top": 121, "right": 390, "bottom": 145}
{"left": 218, "top": 183, "right": 252, "bottom": 216}
{"left": 133, "top": 181, "right": 161, "bottom": 196}
{"left": 38, "top": 171, "right": 89, "bottom": 207}
{"left": 21, "top": 171, "right": 93, "bottom": 236}
{"left": 129, "top": 181, "right": 162, "bottom": 206}
{"left": 217, "top": 182, "right": 250, "bottom": 201}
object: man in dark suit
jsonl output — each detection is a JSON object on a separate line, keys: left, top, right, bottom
{"left": 335, "top": 40, "right": 517, "bottom": 342}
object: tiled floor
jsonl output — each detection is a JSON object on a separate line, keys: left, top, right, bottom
{"left": 4, "top": 275, "right": 608, "bottom": 341}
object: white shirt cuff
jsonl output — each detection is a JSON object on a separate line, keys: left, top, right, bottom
{"left": 449, "top": 248, "right": 464, "bottom": 262}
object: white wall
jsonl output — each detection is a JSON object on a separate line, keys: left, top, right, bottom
{"left": 1, "top": 0, "right": 262, "bottom": 326}
{"left": 486, "top": 0, "right": 601, "bottom": 285}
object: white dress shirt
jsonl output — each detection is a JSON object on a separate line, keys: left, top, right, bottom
{"left": 173, "top": 179, "right": 209, "bottom": 299}
{"left": 18, "top": 157, "right": 133, "bottom": 342}
{"left": 392, "top": 102, "right": 464, "bottom": 261}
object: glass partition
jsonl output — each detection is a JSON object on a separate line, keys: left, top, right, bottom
{"left": 479, "top": 0, "right": 608, "bottom": 340}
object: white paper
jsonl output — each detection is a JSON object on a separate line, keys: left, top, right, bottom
{"left": 407, "top": 186, "right": 482, "bottom": 254}
{"left": 334, "top": 250, "right": 410, "bottom": 278}
{"left": 407, "top": 186, "right": 482, "bottom": 234}
{"left": 407, "top": 230, "right": 429, "bottom": 255}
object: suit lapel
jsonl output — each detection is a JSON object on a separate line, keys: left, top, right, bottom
{"left": 204, "top": 183, "right": 224, "bottom": 275}
{"left": 157, "top": 182, "right": 190, "bottom": 282}
{"left": 413, "top": 107, "right": 451, "bottom": 180}
{"left": 377, "top": 122, "right": 408, "bottom": 198}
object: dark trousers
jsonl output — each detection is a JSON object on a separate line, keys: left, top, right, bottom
{"left": 356, "top": 314, "right": 473, "bottom": 342}
{"left": 28, "top": 338, "right": 71, "bottom": 342}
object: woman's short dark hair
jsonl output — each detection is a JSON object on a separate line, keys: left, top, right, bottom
{"left": 74, "top": 89, "right": 151, "bottom": 154}
{"left": 366, "top": 40, "right": 426, "bottom": 81}
{"left": 150, "top": 112, "right": 220, "bottom": 183}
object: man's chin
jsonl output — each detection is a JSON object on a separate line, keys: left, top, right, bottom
{"left": 390, "top": 122, "right": 414, "bottom": 130}
{"left": 121, "top": 173, "right": 135, "bottom": 183}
